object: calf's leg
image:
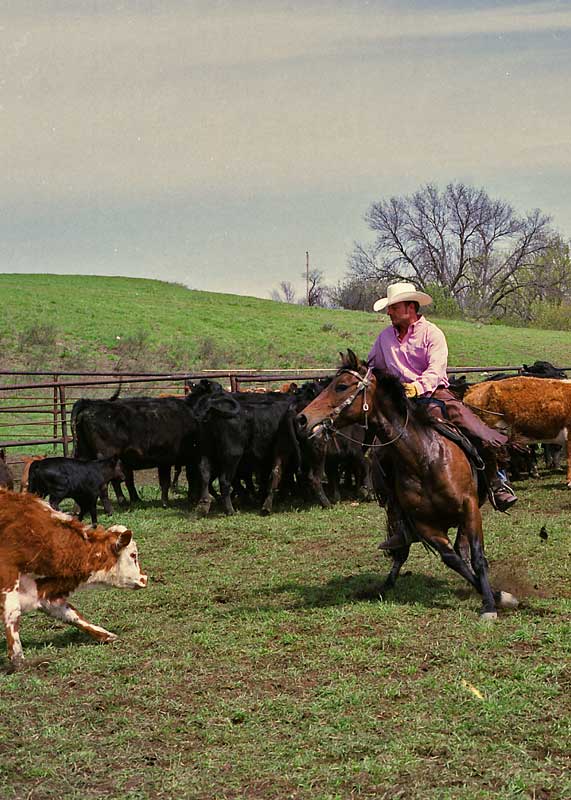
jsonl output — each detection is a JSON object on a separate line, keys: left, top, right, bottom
{"left": 1, "top": 573, "right": 24, "bottom": 670}
{"left": 158, "top": 465, "right": 171, "bottom": 508}
{"left": 39, "top": 598, "right": 117, "bottom": 643}
{"left": 196, "top": 456, "right": 213, "bottom": 516}
{"left": 99, "top": 483, "right": 114, "bottom": 515}
{"left": 124, "top": 468, "right": 141, "bottom": 504}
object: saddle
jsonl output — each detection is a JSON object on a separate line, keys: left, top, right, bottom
{"left": 415, "top": 395, "right": 485, "bottom": 472}
{"left": 430, "top": 419, "right": 486, "bottom": 472}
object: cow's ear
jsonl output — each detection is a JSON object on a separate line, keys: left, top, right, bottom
{"left": 113, "top": 530, "right": 133, "bottom": 553}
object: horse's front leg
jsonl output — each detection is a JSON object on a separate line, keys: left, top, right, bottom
{"left": 462, "top": 499, "right": 498, "bottom": 619}
{"left": 379, "top": 545, "right": 410, "bottom": 595}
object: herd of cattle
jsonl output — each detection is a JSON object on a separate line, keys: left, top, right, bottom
{"left": 1, "top": 359, "right": 570, "bottom": 523}
{"left": 1, "top": 357, "right": 571, "bottom": 670}
{"left": 3, "top": 378, "right": 374, "bottom": 521}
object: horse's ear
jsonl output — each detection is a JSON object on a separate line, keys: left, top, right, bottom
{"left": 346, "top": 349, "right": 359, "bottom": 369}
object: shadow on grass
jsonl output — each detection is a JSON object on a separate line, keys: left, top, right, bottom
{"left": 249, "top": 570, "right": 461, "bottom": 611}
{"left": 0, "top": 628, "right": 113, "bottom": 674}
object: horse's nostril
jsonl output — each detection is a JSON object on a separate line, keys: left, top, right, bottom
{"left": 297, "top": 413, "right": 307, "bottom": 429}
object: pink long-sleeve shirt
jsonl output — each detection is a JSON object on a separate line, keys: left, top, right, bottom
{"left": 367, "top": 316, "right": 449, "bottom": 396}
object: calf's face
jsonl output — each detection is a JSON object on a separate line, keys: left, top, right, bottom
{"left": 85, "top": 526, "right": 148, "bottom": 590}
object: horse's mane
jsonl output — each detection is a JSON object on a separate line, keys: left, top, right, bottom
{"left": 337, "top": 350, "right": 437, "bottom": 429}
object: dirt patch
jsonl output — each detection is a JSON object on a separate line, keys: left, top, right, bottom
{"left": 489, "top": 559, "right": 552, "bottom": 600}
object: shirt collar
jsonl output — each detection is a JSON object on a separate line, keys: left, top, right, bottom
{"left": 392, "top": 314, "right": 424, "bottom": 339}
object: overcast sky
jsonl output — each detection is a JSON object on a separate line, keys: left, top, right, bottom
{"left": 2, "top": 1, "right": 571, "bottom": 301}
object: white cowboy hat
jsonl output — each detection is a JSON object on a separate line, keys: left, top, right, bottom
{"left": 373, "top": 281, "right": 433, "bottom": 312}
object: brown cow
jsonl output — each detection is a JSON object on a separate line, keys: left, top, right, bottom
{"left": 0, "top": 490, "right": 148, "bottom": 671}
{"left": 0, "top": 450, "right": 14, "bottom": 490}
{"left": 19, "top": 454, "right": 46, "bottom": 493}
{"left": 464, "top": 376, "right": 571, "bottom": 487}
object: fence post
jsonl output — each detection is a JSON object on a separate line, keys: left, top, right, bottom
{"left": 58, "top": 385, "right": 69, "bottom": 457}
{"left": 230, "top": 376, "right": 239, "bottom": 392}
{"left": 53, "top": 375, "right": 59, "bottom": 451}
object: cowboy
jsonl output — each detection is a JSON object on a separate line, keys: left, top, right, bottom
{"left": 368, "top": 281, "right": 517, "bottom": 549}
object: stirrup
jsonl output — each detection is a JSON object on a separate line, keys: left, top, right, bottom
{"left": 493, "top": 487, "right": 518, "bottom": 513}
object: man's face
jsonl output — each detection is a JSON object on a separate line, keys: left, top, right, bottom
{"left": 387, "top": 301, "right": 415, "bottom": 328}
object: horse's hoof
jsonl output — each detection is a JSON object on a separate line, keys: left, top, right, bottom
{"left": 497, "top": 591, "right": 519, "bottom": 609}
{"left": 479, "top": 611, "right": 498, "bottom": 622}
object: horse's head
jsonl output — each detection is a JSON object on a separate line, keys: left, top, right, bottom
{"left": 296, "top": 350, "right": 374, "bottom": 438}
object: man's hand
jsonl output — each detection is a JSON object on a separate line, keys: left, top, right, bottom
{"left": 403, "top": 382, "right": 419, "bottom": 398}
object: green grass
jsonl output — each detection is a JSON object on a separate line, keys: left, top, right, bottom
{"left": 1, "top": 474, "right": 570, "bottom": 799}
{"left": 1, "top": 274, "right": 571, "bottom": 798}
{"left": 2, "top": 273, "right": 571, "bottom": 374}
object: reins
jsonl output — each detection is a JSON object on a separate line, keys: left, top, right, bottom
{"left": 312, "top": 367, "right": 410, "bottom": 448}
{"left": 464, "top": 402, "right": 505, "bottom": 417}
{"left": 331, "top": 409, "right": 410, "bottom": 449}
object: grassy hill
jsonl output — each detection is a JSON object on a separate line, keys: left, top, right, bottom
{"left": 3, "top": 273, "right": 571, "bottom": 374}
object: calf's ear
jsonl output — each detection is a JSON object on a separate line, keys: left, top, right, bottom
{"left": 113, "top": 530, "right": 133, "bottom": 553}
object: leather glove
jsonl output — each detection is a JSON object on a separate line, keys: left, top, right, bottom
{"left": 403, "top": 382, "right": 419, "bottom": 398}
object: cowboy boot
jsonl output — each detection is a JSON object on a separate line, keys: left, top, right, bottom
{"left": 378, "top": 501, "right": 415, "bottom": 551}
{"left": 491, "top": 470, "right": 518, "bottom": 512}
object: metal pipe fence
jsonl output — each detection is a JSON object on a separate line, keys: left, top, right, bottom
{"left": 1, "top": 365, "right": 569, "bottom": 468}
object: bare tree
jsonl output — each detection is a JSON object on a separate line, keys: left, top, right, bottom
{"left": 329, "top": 277, "right": 381, "bottom": 312}
{"left": 270, "top": 281, "right": 297, "bottom": 304}
{"left": 498, "top": 236, "right": 571, "bottom": 321}
{"left": 348, "top": 182, "right": 554, "bottom": 318}
{"left": 299, "top": 269, "right": 331, "bottom": 307}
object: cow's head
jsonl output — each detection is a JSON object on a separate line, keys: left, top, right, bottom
{"left": 86, "top": 525, "right": 148, "bottom": 590}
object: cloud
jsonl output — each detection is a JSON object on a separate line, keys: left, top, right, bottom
{"left": 2, "top": 0, "right": 571, "bottom": 289}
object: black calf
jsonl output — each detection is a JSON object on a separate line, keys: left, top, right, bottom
{"left": 27, "top": 456, "right": 124, "bottom": 525}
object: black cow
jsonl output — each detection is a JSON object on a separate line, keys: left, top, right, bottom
{"left": 260, "top": 379, "right": 373, "bottom": 513}
{"left": 196, "top": 391, "right": 300, "bottom": 516}
{"left": 27, "top": 455, "right": 125, "bottom": 525}
{"left": 256, "top": 380, "right": 337, "bottom": 515}
{"left": 0, "top": 449, "right": 14, "bottom": 490}
{"left": 522, "top": 360, "right": 567, "bottom": 379}
{"left": 72, "top": 381, "right": 239, "bottom": 509}
{"left": 324, "top": 424, "right": 373, "bottom": 504}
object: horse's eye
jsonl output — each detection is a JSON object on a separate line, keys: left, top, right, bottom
{"left": 336, "top": 383, "right": 348, "bottom": 392}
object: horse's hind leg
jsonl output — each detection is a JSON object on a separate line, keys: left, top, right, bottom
{"left": 453, "top": 528, "right": 473, "bottom": 572}
{"left": 416, "top": 520, "right": 497, "bottom": 619}
{"left": 380, "top": 545, "right": 410, "bottom": 595}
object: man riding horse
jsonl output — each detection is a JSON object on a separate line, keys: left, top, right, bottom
{"left": 368, "top": 282, "right": 517, "bottom": 551}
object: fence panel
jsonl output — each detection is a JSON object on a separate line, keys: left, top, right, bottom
{"left": 2, "top": 365, "right": 568, "bottom": 478}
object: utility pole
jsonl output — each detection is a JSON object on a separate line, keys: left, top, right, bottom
{"left": 306, "top": 250, "right": 310, "bottom": 306}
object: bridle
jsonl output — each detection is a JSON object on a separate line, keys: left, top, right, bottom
{"left": 309, "top": 367, "right": 409, "bottom": 448}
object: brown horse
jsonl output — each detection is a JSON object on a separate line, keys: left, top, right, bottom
{"left": 296, "top": 350, "right": 518, "bottom": 619}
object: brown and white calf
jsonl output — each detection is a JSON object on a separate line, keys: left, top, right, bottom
{"left": 464, "top": 376, "right": 571, "bottom": 487}
{"left": 0, "top": 490, "right": 148, "bottom": 671}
